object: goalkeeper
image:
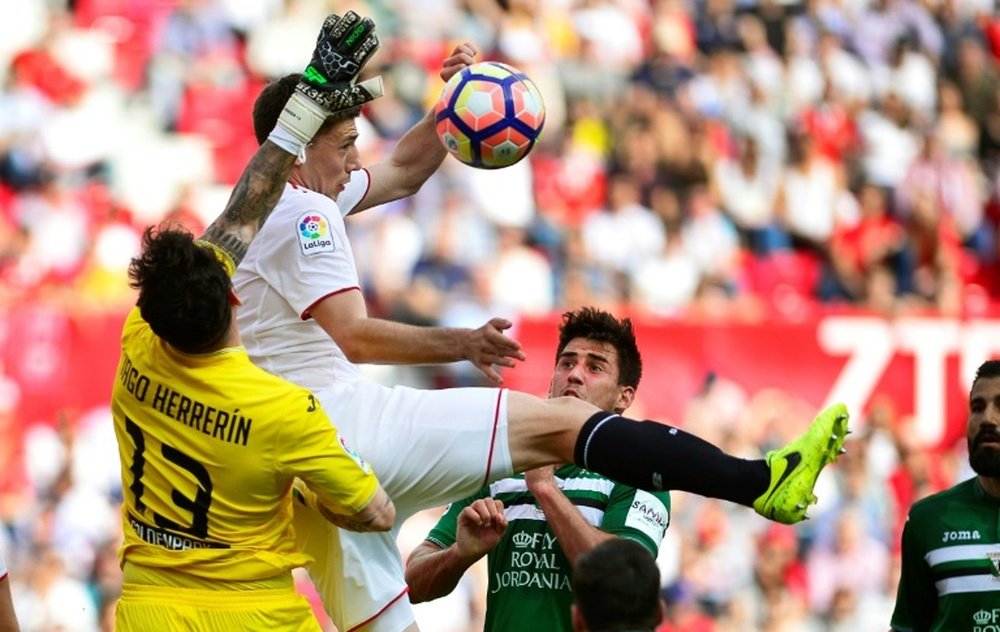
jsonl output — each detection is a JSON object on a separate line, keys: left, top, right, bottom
{"left": 110, "top": 13, "right": 393, "bottom": 631}
{"left": 236, "top": 27, "right": 850, "bottom": 632}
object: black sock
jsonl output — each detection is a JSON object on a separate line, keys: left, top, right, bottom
{"left": 573, "top": 412, "right": 770, "bottom": 506}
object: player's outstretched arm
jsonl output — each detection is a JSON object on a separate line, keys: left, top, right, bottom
{"left": 406, "top": 498, "right": 506, "bottom": 602}
{"left": 201, "top": 11, "right": 383, "bottom": 264}
{"left": 524, "top": 466, "right": 617, "bottom": 565}
{"left": 311, "top": 290, "right": 525, "bottom": 384}
{"left": 0, "top": 549, "right": 21, "bottom": 632}
{"left": 355, "top": 42, "right": 479, "bottom": 214}
{"left": 293, "top": 478, "right": 396, "bottom": 532}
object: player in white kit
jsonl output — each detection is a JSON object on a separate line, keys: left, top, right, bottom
{"left": 235, "top": 41, "right": 850, "bottom": 632}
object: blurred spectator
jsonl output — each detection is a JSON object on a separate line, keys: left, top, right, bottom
{"left": 680, "top": 183, "right": 740, "bottom": 295}
{"left": 933, "top": 80, "right": 980, "bottom": 159}
{"left": 777, "top": 130, "right": 856, "bottom": 253}
{"left": 148, "top": 0, "right": 244, "bottom": 131}
{"left": 955, "top": 35, "right": 1000, "bottom": 128}
{"left": 805, "top": 507, "right": 890, "bottom": 613}
{"left": 10, "top": 545, "right": 99, "bottom": 632}
{"left": 490, "top": 225, "right": 554, "bottom": 316}
{"left": 581, "top": 171, "right": 665, "bottom": 277}
{"left": 822, "top": 180, "right": 909, "bottom": 304}
{"left": 1, "top": 2, "right": 999, "bottom": 630}
{"left": 710, "top": 135, "right": 786, "bottom": 255}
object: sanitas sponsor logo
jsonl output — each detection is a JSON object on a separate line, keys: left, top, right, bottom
{"left": 631, "top": 499, "right": 668, "bottom": 529}
{"left": 625, "top": 490, "right": 669, "bottom": 541}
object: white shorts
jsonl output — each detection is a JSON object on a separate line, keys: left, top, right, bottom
{"left": 296, "top": 378, "right": 513, "bottom": 632}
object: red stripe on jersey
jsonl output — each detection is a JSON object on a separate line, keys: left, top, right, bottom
{"left": 300, "top": 286, "right": 362, "bottom": 320}
{"left": 482, "top": 389, "right": 505, "bottom": 487}
{"left": 346, "top": 586, "right": 409, "bottom": 631}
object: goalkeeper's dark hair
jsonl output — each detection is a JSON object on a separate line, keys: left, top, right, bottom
{"left": 253, "top": 74, "right": 362, "bottom": 146}
{"left": 572, "top": 538, "right": 662, "bottom": 631}
{"left": 555, "top": 307, "right": 642, "bottom": 389}
{"left": 129, "top": 227, "right": 232, "bottom": 353}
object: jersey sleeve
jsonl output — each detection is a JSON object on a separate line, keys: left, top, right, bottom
{"left": 889, "top": 512, "right": 937, "bottom": 631}
{"left": 254, "top": 201, "right": 361, "bottom": 318}
{"left": 600, "top": 485, "right": 671, "bottom": 555}
{"left": 119, "top": 306, "right": 146, "bottom": 343}
{"left": 425, "top": 488, "right": 489, "bottom": 549}
{"left": 275, "top": 389, "right": 379, "bottom": 516}
{"left": 336, "top": 168, "right": 371, "bottom": 217}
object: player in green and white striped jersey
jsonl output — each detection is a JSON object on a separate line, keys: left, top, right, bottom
{"left": 891, "top": 359, "right": 1000, "bottom": 632}
{"left": 406, "top": 307, "right": 670, "bottom": 631}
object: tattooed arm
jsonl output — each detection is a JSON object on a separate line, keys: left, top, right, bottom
{"left": 292, "top": 478, "right": 396, "bottom": 532}
{"left": 198, "top": 143, "right": 297, "bottom": 266}
{"left": 198, "top": 11, "right": 383, "bottom": 265}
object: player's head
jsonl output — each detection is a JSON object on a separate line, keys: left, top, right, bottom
{"left": 129, "top": 227, "right": 235, "bottom": 353}
{"left": 252, "top": 74, "right": 362, "bottom": 146}
{"left": 550, "top": 307, "right": 641, "bottom": 413}
{"left": 968, "top": 359, "right": 1000, "bottom": 478}
{"left": 571, "top": 538, "right": 663, "bottom": 632}
{"left": 253, "top": 74, "right": 364, "bottom": 199}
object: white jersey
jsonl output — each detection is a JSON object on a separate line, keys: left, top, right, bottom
{"left": 233, "top": 172, "right": 514, "bottom": 632}
{"left": 234, "top": 174, "right": 370, "bottom": 393}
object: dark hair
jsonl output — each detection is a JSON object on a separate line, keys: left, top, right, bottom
{"left": 572, "top": 539, "right": 662, "bottom": 631}
{"left": 973, "top": 360, "right": 1000, "bottom": 386}
{"left": 556, "top": 307, "right": 642, "bottom": 388}
{"left": 128, "top": 227, "right": 232, "bottom": 353}
{"left": 252, "top": 73, "right": 362, "bottom": 146}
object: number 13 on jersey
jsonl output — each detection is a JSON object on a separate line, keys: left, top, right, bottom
{"left": 123, "top": 416, "right": 224, "bottom": 549}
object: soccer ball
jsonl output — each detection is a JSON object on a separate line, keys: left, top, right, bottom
{"left": 434, "top": 61, "right": 545, "bottom": 169}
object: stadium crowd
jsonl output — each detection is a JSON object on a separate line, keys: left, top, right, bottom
{"left": 0, "top": 0, "right": 998, "bottom": 630}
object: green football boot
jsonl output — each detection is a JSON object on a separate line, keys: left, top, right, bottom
{"left": 753, "top": 402, "right": 850, "bottom": 524}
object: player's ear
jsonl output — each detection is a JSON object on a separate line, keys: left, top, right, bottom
{"left": 228, "top": 287, "right": 242, "bottom": 307}
{"left": 615, "top": 385, "right": 636, "bottom": 413}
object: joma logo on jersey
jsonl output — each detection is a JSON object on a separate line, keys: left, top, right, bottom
{"left": 941, "top": 529, "right": 982, "bottom": 543}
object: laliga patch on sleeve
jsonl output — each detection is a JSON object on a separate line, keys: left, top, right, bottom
{"left": 297, "top": 211, "right": 335, "bottom": 256}
{"left": 339, "top": 435, "right": 371, "bottom": 474}
{"left": 624, "top": 490, "right": 670, "bottom": 543}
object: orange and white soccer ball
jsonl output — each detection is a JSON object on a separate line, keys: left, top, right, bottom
{"left": 434, "top": 61, "right": 546, "bottom": 169}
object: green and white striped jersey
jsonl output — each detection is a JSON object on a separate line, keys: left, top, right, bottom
{"left": 427, "top": 464, "right": 671, "bottom": 632}
{"left": 891, "top": 477, "right": 1000, "bottom": 632}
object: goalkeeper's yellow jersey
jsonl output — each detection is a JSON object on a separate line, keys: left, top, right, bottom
{"left": 111, "top": 305, "right": 378, "bottom": 586}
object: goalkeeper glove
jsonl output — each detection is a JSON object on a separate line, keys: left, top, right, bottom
{"left": 273, "top": 11, "right": 384, "bottom": 154}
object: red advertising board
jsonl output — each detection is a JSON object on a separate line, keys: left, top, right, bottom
{"left": 503, "top": 314, "right": 1000, "bottom": 451}
{"left": 2, "top": 307, "right": 997, "bottom": 451}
